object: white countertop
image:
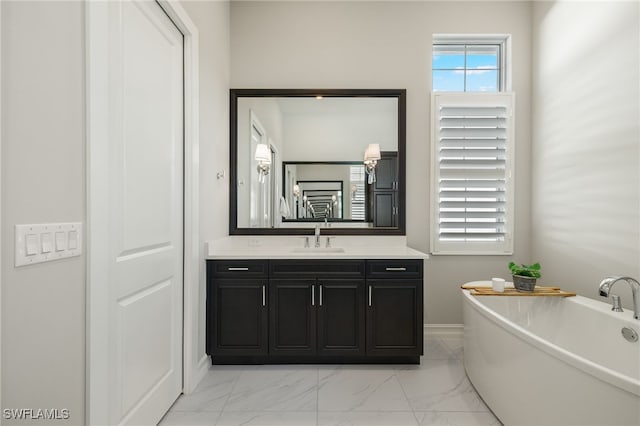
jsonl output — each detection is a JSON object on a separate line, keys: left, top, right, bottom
{"left": 206, "top": 236, "right": 429, "bottom": 260}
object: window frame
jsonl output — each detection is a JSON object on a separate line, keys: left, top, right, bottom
{"left": 432, "top": 34, "right": 511, "bottom": 93}
{"left": 430, "top": 92, "right": 515, "bottom": 255}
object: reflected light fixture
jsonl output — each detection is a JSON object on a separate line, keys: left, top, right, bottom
{"left": 255, "top": 143, "right": 271, "bottom": 183}
{"left": 363, "top": 143, "right": 381, "bottom": 184}
{"left": 293, "top": 184, "right": 300, "bottom": 198}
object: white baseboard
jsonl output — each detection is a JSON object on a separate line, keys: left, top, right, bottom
{"left": 424, "top": 324, "right": 464, "bottom": 338}
{"left": 184, "top": 355, "right": 211, "bottom": 395}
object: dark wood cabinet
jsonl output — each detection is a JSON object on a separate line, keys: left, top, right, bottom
{"left": 317, "top": 278, "right": 366, "bottom": 356}
{"left": 206, "top": 258, "right": 422, "bottom": 363}
{"left": 372, "top": 192, "right": 398, "bottom": 228}
{"left": 373, "top": 154, "right": 398, "bottom": 191}
{"left": 269, "top": 260, "right": 366, "bottom": 358}
{"left": 206, "top": 261, "right": 268, "bottom": 357}
{"left": 269, "top": 276, "right": 366, "bottom": 357}
{"left": 365, "top": 260, "right": 423, "bottom": 357}
{"left": 269, "top": 279, "right": 317, "bottom": 356}
{"left": 369, "top": 152, "right": 399, "bottom": 227}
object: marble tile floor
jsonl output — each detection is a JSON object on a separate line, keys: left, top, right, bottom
{"left": 159, "top": 336, "right": 502, "bottom": 426}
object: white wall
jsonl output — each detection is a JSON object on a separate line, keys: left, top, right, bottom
{"left": 231, "top": 1, "right": 533, "bottom": 324}
{"left": 531, "top": 1, "right": 640, "bottom": 308}
{"left": 1, "top": 1, "right": 230, "bottom": 423}
{"left": 181, "top": 0, "right": 231, "bottom": 380}
{"left": 1, "top": 1, "right": 85, "bottom": 424}
{"left": 281, "top": 98, "right": 397, "bottom": 161}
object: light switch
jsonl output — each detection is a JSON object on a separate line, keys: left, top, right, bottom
{"left": 25, "top": 234, "right": 39, "bottom": 256}
{"left": 15, "top": 222, "right": 82, "bottom": 267}
{"left": 41, "top": 232, "right": 53, "bottom": 253}
{"left": 68, "top": 230, "right": 78, "bottom": 250}
{"left": 55, "top": 232, "right": 67, "bottom": 251}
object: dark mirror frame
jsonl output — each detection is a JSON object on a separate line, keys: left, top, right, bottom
{"left": 229, "top": 88, "right": 406, "bottom": 235}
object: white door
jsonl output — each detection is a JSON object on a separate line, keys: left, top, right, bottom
{"left": 97, "top": 1, "right": 184, "bottom": 424}
{"left": 249, "top": 113, "right": 266, "bottom": 228}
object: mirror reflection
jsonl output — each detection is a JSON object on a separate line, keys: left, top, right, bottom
{"left": 283, "top": 162, "right": 364, "bottom": 223}
{"left": 231, "top": 90, "right": 405, "bottom": 234}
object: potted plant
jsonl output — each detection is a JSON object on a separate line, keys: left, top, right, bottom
{"left": 508, "top": 262, "right": 541, "bottom": 292}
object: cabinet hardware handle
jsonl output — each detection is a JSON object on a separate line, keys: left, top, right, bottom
{"left": 262, "top": 285, "right": 266, "bottom": 306}
{"left": 319, "top": 284, "right": 323, "bottom": 306}
{"left": 385, "top": 267, "right": 407, "bottom": 271}
{"left": 368, "top": 286, "right": 372, "bottom": 307}
{"left": 228, "top": 267, "right": 249, "bottom": 271}
{"left": 311, "top": 284, "right": 315, "bottom": 306}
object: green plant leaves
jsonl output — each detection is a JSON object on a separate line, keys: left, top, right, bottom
{"left": 508, "top": 261, "right": 541, "bottom": 278}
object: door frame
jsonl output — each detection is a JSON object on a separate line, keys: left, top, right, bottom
{"left": 85, "top": 1, "right": 202, "bottom": 424}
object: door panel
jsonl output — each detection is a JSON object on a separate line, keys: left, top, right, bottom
{"left": 317, "top": 279, "right": 365, "bottom": 356}
{"left": 119, "top": 280, "right": 173, "bottom": 413}
{"left": 212, "top": 279, "right": 268, "bottom": 355}
{"left": 366, "top": 280, "right": 422, "bottom": 357}
{"left": 373, "top": 153, "right": 398, "bottom": 191}
{"left": 373, "top": 192, "right": 397, "bottom": 227}
{"left": 269, "top": 279, "right": 316, "bottom": 355}
{"left": 108, "top": 1, "right": 184, "bottom": 424}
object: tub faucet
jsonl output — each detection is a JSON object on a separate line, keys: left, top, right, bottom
{"left": 314, "top": 224, "right": 321, "bottom": 248}
{"left": 599, "top": 276, "right": 640, "bottom": 320}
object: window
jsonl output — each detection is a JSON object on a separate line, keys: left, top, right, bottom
{"left": 350, "top": 166, "right": 366, "bottom": 221}
{"left": 432, "top": 35, "right": 510, "bottom": 92}
{"left": 431, "top": 93, "right": 514, "bottom": 255}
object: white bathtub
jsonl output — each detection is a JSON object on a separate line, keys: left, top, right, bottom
{"left": 462, "top": 283, "right": 640, "bottom": 426}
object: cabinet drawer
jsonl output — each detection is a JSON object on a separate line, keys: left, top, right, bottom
{"left": 208, "top": 260, "right": 269, "bottom": 278}
{"left": 270, "top": 260, "right": 365, "bottom": 278}
{"left": 366, "top": 259, "right": 423, "bottom": 279}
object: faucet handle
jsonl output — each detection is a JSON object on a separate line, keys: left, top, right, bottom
{"left": 611, "top": 294, "right": 624, "bottom": 312}
{"left": 304, "top": 236, "right": 310, "bottom": 248}
{"left": 325, "top": 237, "right": 333, "bottom": 248}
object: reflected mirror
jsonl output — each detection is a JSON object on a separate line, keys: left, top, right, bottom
{"left": 230, "top": 89, "right": 406, "bottom": 235}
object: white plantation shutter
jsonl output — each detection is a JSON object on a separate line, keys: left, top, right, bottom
{"left": 350, "top": 166, "right": 366, "bottom": 221}
{"left": 431, "top": 93, "right": 515, "bottom": 254}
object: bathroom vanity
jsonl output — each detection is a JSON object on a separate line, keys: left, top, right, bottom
{"left": 210, "top": 88, "right": 425, "bottom": 364}
{"left": 206, "top": 242, "right": 425, "bottom": 364}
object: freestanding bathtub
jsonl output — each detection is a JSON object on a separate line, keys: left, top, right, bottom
{"left": 462, "top": 282, "right": 640, "bottom": 426}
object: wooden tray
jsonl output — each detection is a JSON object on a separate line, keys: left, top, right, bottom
{"left": 464, "top": 285, "right": 575, "bottom": 297}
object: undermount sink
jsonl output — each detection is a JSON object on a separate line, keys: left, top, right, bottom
{"left": 291, "top": 247, "right": 346, "bottom": 253}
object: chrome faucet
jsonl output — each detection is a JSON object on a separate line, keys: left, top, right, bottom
{"left": 599, "top": 276, "right": 640, "bottom": 320}
{"left": 314, "top": 224, "right": 321, "bottom": 248}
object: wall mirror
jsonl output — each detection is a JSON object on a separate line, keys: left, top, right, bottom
{"left": 230, "top": 89, "right": 406, "bottom": 235}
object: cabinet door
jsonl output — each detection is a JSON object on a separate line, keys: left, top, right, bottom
{"left": 373, "top": 153, "right": 398, "bottom": 191}
{"left": 209, "top": 278, "right": 268, "bottom": 356}
{"left": 366, "top": 279, "right": 422, "bottom": 357}
{"left": 269, "top": 279, "right": 317, "bottom": 356}
{"left": 373, "top": 192, "right": 397, "bottom": 227}
{"left": 317, "top": 279, "right": 366, "bottom": 356}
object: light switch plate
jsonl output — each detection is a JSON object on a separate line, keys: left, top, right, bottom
{"left": 15, "top": 222, "right": 83, "bottom": 267}
{"left": 41, "top": 232, "right": 53, "bottom": 253}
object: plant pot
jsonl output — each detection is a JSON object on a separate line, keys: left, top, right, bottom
{"left": 512, "top": 275, "right": 537, "bottom": 292}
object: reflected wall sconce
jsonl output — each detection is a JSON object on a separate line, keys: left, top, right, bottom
{"left": 364, "top": 143, "right": 381, "bottom": 184}
{"left": 293, "top": 184, "right": 300, "bottom": 198}
{"left": 255, "top": 143, "right": 271, "bottom": 183}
